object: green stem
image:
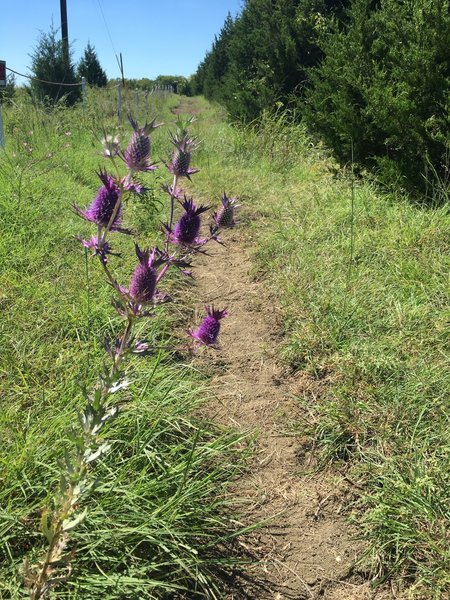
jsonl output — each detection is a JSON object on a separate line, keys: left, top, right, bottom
{"left": 84, "top": 247, "right": 91, "bottom": 373}
{"left": 165, "top": 174, "right": 178, "bottom": 252}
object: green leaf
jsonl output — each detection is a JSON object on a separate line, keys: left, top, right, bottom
{"left": 62, "top": 507, "right": 88, "bottom": 532}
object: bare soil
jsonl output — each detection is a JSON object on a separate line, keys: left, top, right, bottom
{"left": 171, "top": 97, "right": 402, "bottom": 600}
{"left": 189, "top": 224, "right": 399, "bottom": 600}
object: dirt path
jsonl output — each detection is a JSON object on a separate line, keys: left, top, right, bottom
{"left": 189, "top": 223, "right": 396, "bottom": 600}
{"left": 171, "top": 97, "right": 397, "bottom": 599}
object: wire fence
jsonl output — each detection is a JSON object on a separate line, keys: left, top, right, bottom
{"left": 6, "top": 66, "right": 82, "bottom": 87}
{"left": 0, "top": 66, "right": 177, "bottom": 148}
{"left": 6, "top": 66, "right": 175, "bottom": 93}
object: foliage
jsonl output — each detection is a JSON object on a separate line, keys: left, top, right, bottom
{"left": 190, "top": 102, "right": 450, "bottom": 597}
{"left": 305, "top": 0, "right": 450, "bottom": 196}
{"left": 0, "top": 73, "right": 16, "bottom": 103}
{"left": 0, "top": 93, "right": 247, "bottom": 598}
{"left": 191, "top": 1, "right": 348, "bottom": 121}
{"left": 109, "top": 75, "right": 189, "bottom": 93}
{"left": 29, "top": 25, "right": 81, "bottom": 106}
{"left": 192, "top": 0, "right": 449, "bottom": 197}
{"left": 77, "top": 42, "right": 107, "bottom": 87}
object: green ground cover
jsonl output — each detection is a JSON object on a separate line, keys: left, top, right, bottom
{"left": 191, "top": 100, "right": 450, "bottom": 598}
{"left": 0, "top": 92, "right": 249, "bottom": 598}
{"left": 2, "top": 91, "right": 449, "bottom": 598}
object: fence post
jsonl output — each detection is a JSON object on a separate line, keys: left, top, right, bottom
{"left": 82, "top": 77, "right": 87, "bottom": 106}
{"left": 145, "top": 90, "right": 149, "bottom": 114}
{"left": 0, "top": 103, "right": 4, "bottom": 149}
{"left": 118, "top": 80, "right": 123, "bottom": 124}
{"left": 135, "top": 88, "right": 139, "bottom": 116}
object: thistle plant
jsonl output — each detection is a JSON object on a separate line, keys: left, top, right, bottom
{"left": 213, "top": 193, "right": 240, "bottom": 228}
{"left": 24, "top": 113, "right": 238, "bottom": 598}
{"left": 164, "top": 196, "right": 210, "bottom": 248}
{"left": 190, "top": 306, "right": 228, "bottom": 349}
{"left": 164, "top": 116, "right": 199, "bottom": 251}
{"left": 121, "top": 117, "right": 159, "bottom": 173}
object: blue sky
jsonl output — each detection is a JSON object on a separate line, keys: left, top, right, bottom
{"left": 2, "top": 1, "right": 244, "bottom": 84}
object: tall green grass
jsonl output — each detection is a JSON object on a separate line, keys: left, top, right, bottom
{"left": 0, "top": 93, "right": 250, "bottom": 598}
{"left": 191, "top": 100, "right": 450, "bottom": 597}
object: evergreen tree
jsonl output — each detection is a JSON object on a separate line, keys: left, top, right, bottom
{"left": 29, "top": 25, "right": 80, "bottom": 105}
{"left": 192, "top": 0, "right": 349, "bottom": 121}
{"left": 306, "top": 0, "right": 450, "bottom": 194}
{"left": 77, "top": 42, "right": 107, "bottom": 87}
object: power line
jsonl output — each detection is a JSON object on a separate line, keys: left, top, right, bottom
{"left": 96, "top": 0, "right": 123, "bottom": 76}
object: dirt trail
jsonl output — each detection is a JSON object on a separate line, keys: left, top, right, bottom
{"left": 190, "top": 225, "right": 395, "bottom": 600}
{"left": 172, "top": 98, "right": 396, "bottom": 599}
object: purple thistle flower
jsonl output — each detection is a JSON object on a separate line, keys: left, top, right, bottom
{"left": 166, "top": 197, "right": 210, "bottom": 247}
{"left": 73, "top": 170, "right": 128, "bottom": 232}
{"left": 127, "top": 245, "right": 171, "bottom": 312}
{"left": 122, "top": 118, "right": 159, "bottom": 172}
{"left": 167, "top": 132, "right": 199, "bottom": 180}
{"left": 129, "top": 245, "right": 159, "bottom": 304}
{"left": 213, "top": 193, "right": 240, "bottom": 228}
{"left": 190, "top": 306, "right": 228, "bottom": 348}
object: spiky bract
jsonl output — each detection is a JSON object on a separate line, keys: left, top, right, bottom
{"left": 123, "top": 118, "right": 159, "bottom": 172}
{"left": 129, "top": 245, "right": 159, "bottom": 304}
{"left": 169, "top": 197, "right": 210, "bottom": 246}
{"left": 101, "top": 134, "right": 120, "bottom": 158}
{"left": 167, "top": 132, "right": 199, "bottom": 179}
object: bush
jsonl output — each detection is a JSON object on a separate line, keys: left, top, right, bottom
{"left": 29, "top": 25, "right": 81, "bottom": 106}
{"left": 305, "top": 0, "right": 450, "bottom": 198}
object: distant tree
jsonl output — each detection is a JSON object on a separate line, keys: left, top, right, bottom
{"left": 29, "top": 25, "right": 80, "bottom": 105}
{"left": 153, "top": 75, "right": 185, "bottom": 91}
{"left": 77, "top": 42, "right": 107, "bottom": 87}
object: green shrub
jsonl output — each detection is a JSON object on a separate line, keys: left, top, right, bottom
{"left": 306, "top": 0, "right": 450, "bottom": 198}
{"left": 29, "top": 25, "right": 81, "bottom": 106}
{"left": 77, "top": 42, "right": 107, "bottom": 88}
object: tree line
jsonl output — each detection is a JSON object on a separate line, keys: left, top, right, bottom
{"left": 8, "top": 27, "right": 190, "bottom": 108}
{"left": 191, "top": 0, "right": 450, "bottom": 196}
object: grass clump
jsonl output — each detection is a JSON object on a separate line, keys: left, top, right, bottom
{"left": 1, "top": 362, "right": 248, "bottom": 598}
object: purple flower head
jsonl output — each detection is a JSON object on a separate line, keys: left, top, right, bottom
{"left": 73, "top": 170, "right": 129, "bottom": 232}
{"left": 213, "top": 193, "right": 240, "bottom": 228}
{"left": 129, "top": 245, "right": 159, "bottom": 304}
{"left": 167, "top": 132, "right": 199, "bottom": 180}
{"left": 122, "top": 117, "right": 159, "bottom": 172}
{"left": 166, "top": 197, "right": 210, "bottom": 247}
{"left": 127, "top": 245, "right": 171, "bottom": 311}
{"left": 190, "top": 306, "right": 228, "bottom": 348}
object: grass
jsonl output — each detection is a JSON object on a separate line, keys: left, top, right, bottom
{"left": 0, "top": 91, "right": 251, "bottom": 598}
{"left": 2, "top": 89, "right": 449, "bottom": 598}
{"left": 190, "top": 100, "right": 450, "bottom": 597}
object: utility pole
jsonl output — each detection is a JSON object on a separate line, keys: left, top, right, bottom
{"left": 60, "top": 0, "right": 69, "bottom": 66}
